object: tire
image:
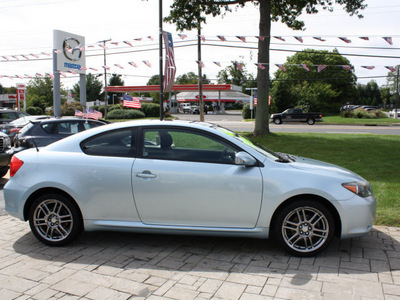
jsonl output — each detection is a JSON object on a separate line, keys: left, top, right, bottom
{"left": 307, "top": 118, "right": 315, "bottom": 125}
{"left": 274, "top": 199, "right": 335, "bottom": 257}
{"left": 0, "top": 167, "right": 9, "bottom": 178}
{"left": 273, "top": 118, "right": 282, "bottom": 125}
{"left": 29, "top": 193, "right": 83, "bottom": 246}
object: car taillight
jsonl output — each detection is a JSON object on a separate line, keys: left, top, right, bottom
{"left": 10, "top": 156, "right": 24, "bottom": 177}
{"left": 10, "top": 128, "right": 20, "bottom": 133}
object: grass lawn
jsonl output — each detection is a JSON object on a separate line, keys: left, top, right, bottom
{"left": 247, "top": 133, "right": 400, "bottom": 227}
{"left": 322, "top": 115, "right": 400, "bottom": 125}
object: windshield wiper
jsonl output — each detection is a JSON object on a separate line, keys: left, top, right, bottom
{"left": 276, "top": 152, "right": 296, "bottom": 163}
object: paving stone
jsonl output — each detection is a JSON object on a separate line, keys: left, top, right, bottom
{"left": 214, "top": 281, "right": 247, "bottom": 300}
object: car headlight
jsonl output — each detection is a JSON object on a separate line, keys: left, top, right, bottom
{"left": 3, "top": 136, "right": 11, "bottom": 148}
{"left": 342, "top": 181, "right": 373, "bottom": 197}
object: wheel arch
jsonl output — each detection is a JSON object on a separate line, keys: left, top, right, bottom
{"left": 23, "top": 188, "right": 83, "bottom": 226}
{"left": 269, "top": 194, "right": 342, "bottom": 238}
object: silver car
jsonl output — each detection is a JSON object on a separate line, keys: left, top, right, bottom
{"left": 4, "top": 120, "right": 376, "bottom": 256}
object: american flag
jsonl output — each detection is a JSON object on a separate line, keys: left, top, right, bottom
{"left": 123, "top": 94, "right": 141, "bottom": 109}
{"left": 87, "top": 107, "right": 103, "bottom": 119}
{"left": 75, "top": 109, "right": 83, "bottom": 117}
{"left": 162, "top": 31, "right": 176, "bottom": 93}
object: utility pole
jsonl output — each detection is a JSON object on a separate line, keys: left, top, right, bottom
{"left": 99, "top": 38, "right": 111, "bottom": 119}
{"left": 396, "top": 66, "right": 399, "bottom": 119}
{"left": 159, "top": 0, "right": 164, "bottom": 120}
{"left": 198, "top": 27, "right": 204, "bottom": 122}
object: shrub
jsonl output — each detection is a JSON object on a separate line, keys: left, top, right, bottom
{"left": 341, "top": 109, "right": 388, "bottom": 119}
{"left": 140, "top": 103, "right": 160, "bottom": 117}
{"left": 242, "top": 104, "right": 256, "bottom": 119}
{"left": 26, "top": 107, "right": 44, "bottom": 115}
{"left": 107, "top": 109, "right": 145, "bottom": 119}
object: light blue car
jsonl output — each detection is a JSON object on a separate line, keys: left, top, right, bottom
{"left": 4, "top": 120, "right": 376, "bottom": 256}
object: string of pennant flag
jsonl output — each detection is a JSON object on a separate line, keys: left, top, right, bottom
{"left": 0, "top": 61, "right": 398, "bottom": 81}
{"left": 0, "top": 34, "right": 397, "bottom": 63}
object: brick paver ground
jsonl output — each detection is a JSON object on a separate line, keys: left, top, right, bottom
{"left": 1, "top": 215, "right": 400, "bottom": 299}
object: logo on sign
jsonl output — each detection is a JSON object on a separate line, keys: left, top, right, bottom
{"left": 63, "top": 37, "right": 82, "bottom": 62}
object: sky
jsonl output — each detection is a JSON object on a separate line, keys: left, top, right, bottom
{"left": 0, "top": 0, "right": 399, "bottom": 90}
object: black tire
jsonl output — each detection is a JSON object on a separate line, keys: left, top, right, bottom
{"left": 274, "top": 199, "right": 335, "bottom": 257}
{"left": 29, "top": 193, "right": 83, "bottom": 246}
{"left": 307, "top": 118, "right": 315, "bottom": 125}
{"left": 273, "top": 118, "right": 282, "bottom": 125}
{"left": 0, "top": 167, "right": 9, "bottom": 178}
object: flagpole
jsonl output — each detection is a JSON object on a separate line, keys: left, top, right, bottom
{"left": 159, "top": 0, "right": 164, "bottom": 121}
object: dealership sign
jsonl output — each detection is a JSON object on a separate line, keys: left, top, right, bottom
{"left": 53, "top": 30, "right": 86, "bottom": 74}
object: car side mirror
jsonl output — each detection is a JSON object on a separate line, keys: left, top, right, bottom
{"left": 235, "top": 152, "right": 257, "bottom": 167}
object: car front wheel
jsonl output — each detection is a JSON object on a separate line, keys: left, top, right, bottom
{"left": 274, "top": 200, "right": 335, "bottom": 257}
{"left": 273, "top": 118, "right": 282, "bottom": 125}
{"left": 29, "top": 194, "right": 82, "bottom": 246}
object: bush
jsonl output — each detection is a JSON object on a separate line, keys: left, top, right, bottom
{"left": 61, "top": 102, "right": 84, "bottom": 116}
{"left": 26, "top": 106, "right": 44, "bottom": 115}
{"left": 107, "top": 109, "right": 145, "bottom": 119}
{"left": 242, "top": 104, "right": 256, "bottom": 119}
{"left": 341, "top": 109, "right": 388, "bottom": 119}
{"left": 140, "top": 103, "right": 160, "bottom": 117}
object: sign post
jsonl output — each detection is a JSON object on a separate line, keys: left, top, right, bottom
{"left": 16, "top": 83, "right": 26, "bottom": 111}
{"left": 53, "top": 30, "right": 86, "bottom": 117}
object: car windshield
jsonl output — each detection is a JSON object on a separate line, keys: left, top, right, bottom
{"left": 214, "top": 126, "right": 281, "bottom": 161}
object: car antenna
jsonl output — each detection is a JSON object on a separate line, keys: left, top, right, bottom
{"left": 32, "top": 139, "right": 39, "bottom": 152}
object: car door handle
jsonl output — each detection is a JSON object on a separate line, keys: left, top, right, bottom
{"left": 136, "top": 171, "right": 157, "bottom": 179}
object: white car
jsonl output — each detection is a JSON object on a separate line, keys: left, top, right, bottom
{"left": 4, "top": 120, "right": 376, "bottom": 256}
{"left": 389, "top": 109, "right": 400, "bottom": 118}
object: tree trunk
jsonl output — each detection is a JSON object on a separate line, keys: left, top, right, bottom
{"left": 254, "top": 0, "right": 271, "bottom": 135}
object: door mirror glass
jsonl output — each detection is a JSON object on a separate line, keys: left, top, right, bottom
{"left": 235, "top": 152, "right": 257, "bottom": 166}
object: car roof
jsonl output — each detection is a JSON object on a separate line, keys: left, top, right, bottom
{"left": 29, "top": 117, "right": 107, "bottom": 124}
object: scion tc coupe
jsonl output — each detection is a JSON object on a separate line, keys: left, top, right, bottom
{"left": 4, "top": 120, "right": 376, "bottom": 256}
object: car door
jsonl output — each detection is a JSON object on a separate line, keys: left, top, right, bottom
{"left": 132, "top": 127, "right": 263, "bottom": 228}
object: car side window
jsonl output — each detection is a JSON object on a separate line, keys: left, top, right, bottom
{"left": 142, "top": 128, "right": 237, "bottom": 164}
{"left": 83, "top": 121, "right": 103, "bottom": 130}
{"left": 81, "top": 129, "right": 135, "bottom": 157}
{"left": 56, "top": 122, "right": 80, "bottom": 135}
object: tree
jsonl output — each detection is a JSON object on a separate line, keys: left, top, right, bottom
{"left": 272, "top": 49, "right": 357, "bottom": 113}
{"left": 72, "top": 73, "right": 103, "bottom": 102}
{"left": 175, "top": 72, "right": 210, "bottom": 84}
{"left": 108, "top": 74, "right": 125, "bottom": 105}
{"left": 27, "top": 75, "right": 66, "bottom": 108}
{"left": 355, "top": 81, "right": 382, "bottom": 106}
{"left": 165, "top": 0, "right": 366, "bottom": 135}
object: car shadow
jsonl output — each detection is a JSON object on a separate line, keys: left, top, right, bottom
{"left": 12, "top": 226, "right": 400, "bottom": 285}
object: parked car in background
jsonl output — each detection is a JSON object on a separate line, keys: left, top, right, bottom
{"left": 271, "top": 108, "right": 322, "bottom": 125}
{"left": 0, "top": 132, "right": 12, "bottom": 177}
{"left": 13, "top": 117, "right": 107, "bottom": 153}
{"left": 0, "top": 115, "right": 50, "bottom": 144}
{"left": 5, "top": 120, "right": 376, "bottom": 256}
{"left": 389, "top": 109, "right": 400, "bottom": 118}
{"left": 0, "top": 109, "right": 30, "bottom": 124}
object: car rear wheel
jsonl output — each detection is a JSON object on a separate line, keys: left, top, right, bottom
{"left": 29, "top": 194, "right": 82, "bottom": 246}
{"left": 274, "top": 200, "right": 335, "bottom": 257}
{"left": 0, "top": 167, "right": 9, "bottom": 178}
{"left": 307, "top": 118, "right": 315, "bottom": 125}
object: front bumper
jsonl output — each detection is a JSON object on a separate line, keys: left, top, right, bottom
{"left": 0, "top": 149, "right": 13, "bottom": 167}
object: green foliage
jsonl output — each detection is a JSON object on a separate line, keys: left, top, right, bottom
{"left": 107, "top": 109, "right": 145, "bottom": 120}
{"left": 341, "top": 108, "right": 388, "bottom": 119}
{"left": 26, "top": 107, "right": 44, "bottom": 115}
{"left": 242, "top": 104, "right": 256, "bottom": 119}
{"left": 355, "top": 81, "right": 382, "bottom": 106}
{"left": 272, "top": 49, "right": 357, "bottom": 113}
{"left": 71, "top": 73, "right": 103, "bottom": 102}
{"left": 61, "top": 102, "right": 84, "bottom": 116}
{"left": 26, "top": 94, "right": 46, "bottom": 113}
{"left": 27, "top": 75, "right": 66, "bottom": 108}
{"left": 140, "top": 103, "right": 160, "bottom": 117}
{"left": 175, "top": 72, "right": 210, "bottom": 84}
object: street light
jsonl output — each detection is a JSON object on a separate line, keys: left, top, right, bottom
{"left": 99, "top": 38, "right": 111, "bottom": 119}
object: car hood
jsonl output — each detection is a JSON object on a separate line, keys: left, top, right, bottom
{"left": 288, "top": 155, "right": 365, "bottom": 182}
